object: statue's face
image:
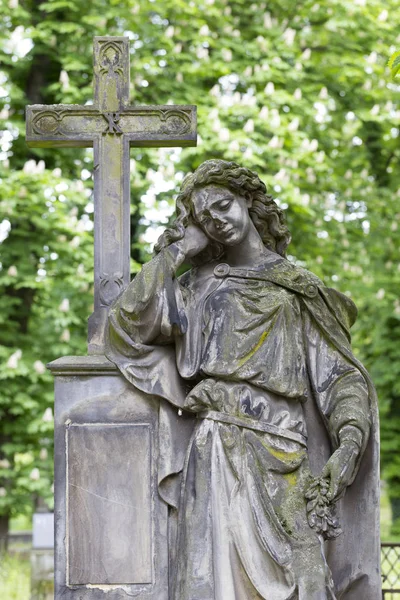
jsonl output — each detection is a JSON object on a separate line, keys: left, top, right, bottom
{"left": 192, "top": 185, "right": 251, "bottom": 246}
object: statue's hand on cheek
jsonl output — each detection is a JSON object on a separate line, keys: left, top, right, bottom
{"left": 321, "top": 441, "right": 360, "bottom": 502}
{"left": 175, "top": 224, "right": 210, "bottom": 259}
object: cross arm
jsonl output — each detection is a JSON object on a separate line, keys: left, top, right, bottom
{"left": 26, "top": 105, "right": 100, "bottom": 148}
{"left": 26, "top": 104, "right": 197, "bottom": 148}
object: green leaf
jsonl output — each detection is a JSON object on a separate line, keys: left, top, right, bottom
{"left": 388, "top": 51, "right": 400, "bottom": 80}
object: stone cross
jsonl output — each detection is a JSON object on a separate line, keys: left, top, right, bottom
{"left": 26, "top": 37, "right": 197, "bottom": 353}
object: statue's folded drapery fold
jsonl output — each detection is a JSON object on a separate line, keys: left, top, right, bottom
{"left": 105, "top": 247, "right": 380, "bottom": 600}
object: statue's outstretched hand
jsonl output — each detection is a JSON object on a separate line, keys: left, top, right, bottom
{"left": 321, "top": 442, "right": 359, "bottom": 502}
{"left": 175, "top": 224, "right": 209, "bottom": 259}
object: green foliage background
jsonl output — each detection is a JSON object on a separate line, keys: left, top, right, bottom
{"left": 0, "top": 0, "right": 400, "bottom": 533}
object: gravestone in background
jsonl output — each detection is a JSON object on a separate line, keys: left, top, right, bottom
{"left": 31, "top": 512, "right": 54, "bottom": 600}
{"left": 26, "top": 36, "right": 197, "bottom": 599}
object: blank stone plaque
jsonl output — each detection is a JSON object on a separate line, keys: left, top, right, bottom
{"left": 67, "top": 423, "right": 152, "bottom": 585}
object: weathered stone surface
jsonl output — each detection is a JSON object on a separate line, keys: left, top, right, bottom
{"left": 67, "top": 423, "right": 152, "bottom": 585}
{"left": 50, "top": 356, "right": 168, "bottom": 599}
{"left": 26, "top": 105, "right": 197, "bottom": 146}
{"left": 105, "top": 159, "right": 381, "bottom": 600}
{"left": 26, "top": 37, "right": 197, "bottom": 354}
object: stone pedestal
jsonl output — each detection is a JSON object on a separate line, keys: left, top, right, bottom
{"left": 49, "top": 356, "right": 168, "bottom": 600}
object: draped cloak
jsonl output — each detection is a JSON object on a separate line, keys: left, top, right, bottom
{"left": 105, "top": 247, "right": 381, "bottom": 600}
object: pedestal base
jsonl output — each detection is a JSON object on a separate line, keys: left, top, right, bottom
{"left": 49, "top": 356, "right": 168, "bottom": 600}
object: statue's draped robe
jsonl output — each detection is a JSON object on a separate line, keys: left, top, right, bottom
{"left": 105, "top": 248, "right": 380, "bottom": 600}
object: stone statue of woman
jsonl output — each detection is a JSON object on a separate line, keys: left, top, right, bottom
{"left": 105, "top": 159, "right": 380, "bottom": 600}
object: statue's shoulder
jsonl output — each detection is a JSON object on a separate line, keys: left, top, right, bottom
{"left": 319, "top": 286, "right": 358, "bottom": 330}
{"left": 295, "top": 263, "right": 358, "bottom": 330}
{"left": 274, "top": 260, "right": 323, "bottom": 286}
{"left": 267, "top": 259, "right": 323, "bottom": 294}
{"left": 275, "top": 261, "right": 358, "bottom": 330}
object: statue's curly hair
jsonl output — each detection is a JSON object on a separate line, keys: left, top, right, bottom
{"left": 154, "top": 159, "right": 291, "bottom": 264}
